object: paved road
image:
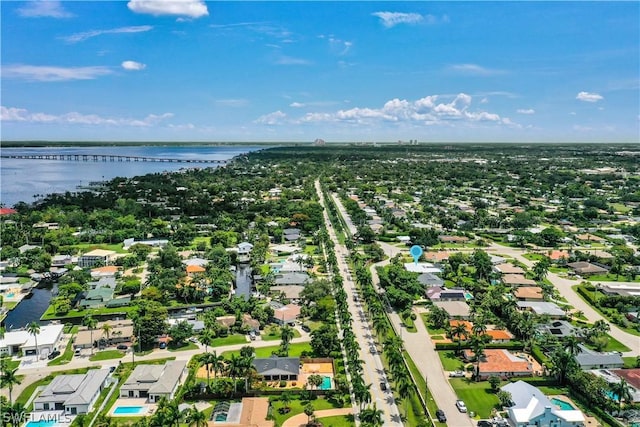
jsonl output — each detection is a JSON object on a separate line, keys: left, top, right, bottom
{"left": 486, "top": 243, "right": 639, "bottom": 357}
{"left": 317, "top": 182, "right": 403, "bottom": 426}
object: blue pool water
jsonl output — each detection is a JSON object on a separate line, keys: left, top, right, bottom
{"left": 606, "top": 390, "right": 619, "bottom": 401}
{"left": 7, "top": 292, "right": 15, "bottom": 298}
{"left": 551, "top": 398, "right": 575, "bottom": 410}
{"left": 320, "top": 376, "right": 332, "bottom": 390}
{"left": 113, "top": 406, "right": 145, "bottom": 415}
{"left": 25, "top": 421, "right": 56, "bottom": 427}
{"left": 215, "top": 412, "right": 228, "bottom": 422}
{"left": 464, "top": 292, "right": 474, "bottom": 300}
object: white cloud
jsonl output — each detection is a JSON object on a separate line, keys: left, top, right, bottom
{"left": 1, "top": 106, "right": 173, "bottom": 127}
{"left": 576, "top": 91, "right": 604, "bottom": 102}
{"left": 449, "top": 64, "right": 507, "bottom": 76}
{"left": 259, "top": 93, "right": 515, "bottom": 129}
{"left": 2, "top": 65, "right": 112, "bottom": 82}
{"left": 127, "top": 0, "right": 208, "bottom": 18}
{"left": 62, "top": 25, "right": 153, "bottom": 43}
{"left": 290, "top": 102, "right": 306, "bottom": 108}
{"left": 17, "top": 1, "right": 73, "bottom": 18}
{"left": 121, "top": 61, "right": 146, "bottom": 71}
{"left": 254, "top": 111, "right": 287, "bottom": 125}
{"left": 372, "top": 12, "right": 424, "bottom": 28}
{"left": 327, "top": 37, "right": 352, "bottom": 56}
{"left": 517, "top": 109, "right": 535, "bottom": 114}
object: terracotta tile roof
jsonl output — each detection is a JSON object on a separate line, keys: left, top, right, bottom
{"left": 91, "top": 266, "right": 119, "bottom": 274}
{"left": 186, "top": 264, "right": 206, "bottom": 274}
{"left": 547, "top": 250, "right": 570, "bottom": 261}
{"left": 423, "top": 251, "right": 450, "bottom": 262}
{"left": 514, "top": 286, "right": 544, "bottom": 300}
{"left": 478, "top": 349, "right": 532, "bottom": 376}
{"left": 485, "top": 329, "right": 513, "bottom": 340}
{"left": 449, "top": 320, "right": 472, "bottom": 333}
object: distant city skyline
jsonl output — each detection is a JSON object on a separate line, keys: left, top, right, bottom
{"left": 1, "top": 1, "right": 638, "bottom": 143}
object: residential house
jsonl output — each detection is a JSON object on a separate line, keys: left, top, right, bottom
{"left": 470, "top": 349, "right": 534, "bottom": 380}
{"left": 123, "top": 238, "right": 168, "bottom": 250}
{"left": 494, "top": 263, "right": 526, "bottom": 275}
{"left": 502, "top": 274, "right": 537, "bottom": 287}
{"left": 600, "top": 283, "right": 640, "bottom": 297}
{"left": 575, "top": 233, "right": 605, "bottom": 243}
{"left": 238, "top": 242, "right": 254, "bottom": 255}
{"left": 79, "top": 286, "right": 115, "bottom": 309}
{"left": 438, "top": 235, "right": 470, "bottom": 244}
{"left": 536, "top": 320, "right": 578, "bottom": 339}
{"left": 75, "top": 319, "right": 135, "bottom": 349}
{"left": 433, "top": 301, "right": 471, "bottom": 319}
{"left": 417, "top": 273, "right": 444, "bottom": 288}
{"left": 90, "top": 265, "right": 119, "bottom": 279}
{"left": 33, "top": 369, "right": 110, "bottom": 415}
{"left": 566, "top": 262, "right": 608, "bottom": 276}
{"left": 283, "top": 228, "right": 302, "bottom": 242}
{"left": 513, "top": 286, "right": 544, "bottom": 301}
{"left": 253, "top": 356, "right": 300, "bottom": 381}
{"left": 423, "top": 252, "right": 450, "bottom": 262}
{"left": 404, "top": 263, "right": 442, "bottom": 274}
{"left": 426, "top": 287, "right": 467, "bottom": 302}
{"left": 517, "top": 301, "right": 565, "bottom": 318}
{"left": 78, "top": 249, "right": 117, "bottom": 268}
{"left": 547, "top": 250, "right": 571, "bottom": 263}
{"left": 182, "top": 257, "right": 209, "bottom": 267}
{"left": 271, "top": 302, "right": 302, "bottom": 325}
{"left": 51, "top": 254, "right": 74, "bottom": 267}
{"left": 501, "top": 381, "right": 585, "bottom": 427}
{"left": 0, "top": 324, "right": 64, "bottom": 357}
{"left": 610, "top": 369, "right": 640, "bottom": 403}
{"left": 186, "top": 264, "right": 206, "bottom": 276}
{"left": 120, "top": 360, "right": 187, "bottom": 402}
{"left": 490, "top": 255, "right": 506, "bottom": 265}
{"left": 271, "top": 285, "right": 305, "bottom": 301}
{"left": 575, "top": 345, "right": 624, "bottom": 370}
{"left": 274, "top": 272, "right": 310, "bottom": 286}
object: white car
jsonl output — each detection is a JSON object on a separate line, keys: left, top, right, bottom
{"left": 449, "top": 370, "right": 465, "bottom": 377}
{"left": 456, "top": 400, "right": 467, "bottom": 413}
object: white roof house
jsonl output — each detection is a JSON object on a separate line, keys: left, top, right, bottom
{"left": 34, "top": 369, "right": 110, "bottom": 415}
{"left": 404, "top": 263, "right": 442, "bottom": 274}
{"left": 516, "top": 301, "right": 565, "bottom": 318}
{"left": 501, "top": 381, "right": 585, "bottom": 427}
{"left": 237, "top": 242, "right": 254, "bottom": 255}
{"left": 0, "top": 323, "right": 64, "bottom": 357}
{"left": 120, "top": 360, "right": 187, "bottom": 403}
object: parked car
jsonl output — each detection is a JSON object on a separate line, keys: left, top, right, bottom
{"left": 159, "top": 342, "right": 167, "bottom": 349}
{"left": 109, "top": 366, "right": 116, "bottom": 373}
{"left": 477, "top": 420, "right": 495, "bottom": 427}
{"left": 117, "top": 344, "right": 128, "bottom": 350}
{"left": 379, "top": 382, "right": 387, "bottom": 391}
{"left": 455, "top": 400, "right": 467, "bottom": 413}
{"left": 436, "top": 409, "right": 447, "bottom": 422}
{"left": 47, "top": 350, "right": 61, "bottom": 360}
{"left": 449, "top": 370, "right": 465, "bottom": 377}
{"left": 301, "top": 324, "right": 311, "bottom": 332}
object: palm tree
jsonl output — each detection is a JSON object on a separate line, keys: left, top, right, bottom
{"left": 303, "top": 403, "right": 315, "bottom": 425}
{"left": 227, "top": 354, "right": 243, "bottom": 393}
{"left": 199, "top": 329, "right": 214, "bottom": 354}
{"left": 353, "top": 381, "right": 372, "bottom": 409}
{"left": 26, "top": 321, "right": 41, "bottom": 358}
{"left": 1, "top": 367, "right": 22, "bottom": 404}
{"left": 101, "top": 323, "right": 113, "bottom": 346}
{"left": 280, "top": 390, "right": 292, "bottom": 412}
{"left": 470, "top": 336, "right": 486, "bottom": 382}
{"left": 131, "top": 336, "right": 137, "bottom": 366}
{"left": 360, "top": 403, "right": 384, "bottom": 427}
{"left": 610, "top": 379, "right": 632, "bottom": 410}
{"left": 83, "top": 315, "right": 98, "bottom": 355}
{"left": 564, "top": 335, "right": 582, "bottom": 357}
{"left": 450, "top": 322, "right": 468, "bottom": 355}
{"left": 185, "top": 405, "right": 207, "bottom": 427}
{"left": 209, "top": 351, "right": 225, "bottom": 380}
{"left": 280, "top": 325, "right": 295, "bottom": 354}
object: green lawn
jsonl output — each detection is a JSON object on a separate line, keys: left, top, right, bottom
{"left": 522, "top": 253, "right": 545, "bottom": 261}
{"left": 41, "top": 304, "right": 134, "bottom": 321}
{"left": 316, "top": 414, "right": 355, "bottom": 427}
{"left": 573, "top": 285, "right": 640, "bottom": 337}
{"left": 623, "top": 357, "right": 639, "bottom": 369}
{"left": 261, "top": 325, "right": 302, "bottom": 341}
{"left": 271, "top": 397, "right": 340, "bottom": 426}
{"left": 449, "top": 378, "right": 500, "bottom": 419}
{"left": 48, "top": 339, "right": 75, "bottom": 366}
{"left": 421, "top": 313, "right": 446, "bottom": 335}
{"left": 438, "top": 351, "right": 467, "bottom": 371}
{"left": 222, "top": 342, "right": 312, "bottom": 359}
{"left": 587, "top": 273, "right": 640, "bottom": 283}
{"left": 211, "top": 334, "right": 248, "bottom": 347}
{"left": 0, "top": 357, "right": 20, "bottom": 371}
{"left": 89, "top": 350, "right": 125, "bottom": 361}
{"left": 402, "top": 350, "right": 447, "bottom": 427}
{"left": 168, "top": 342, "right": 199, "bottom": 352}
{"left": 583, "top": 335, "right": 631, "bottom": 353}
{"left": 610, "top": 203, "right": 631, "bottom": 213}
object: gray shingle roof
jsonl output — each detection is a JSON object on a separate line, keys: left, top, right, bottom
{"left": 253, "top": 356, "right": 300, "bottom": 376}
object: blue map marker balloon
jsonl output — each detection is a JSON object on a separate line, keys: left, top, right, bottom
{"left": 409, "top": 245, "right": 423, "bottom": 264}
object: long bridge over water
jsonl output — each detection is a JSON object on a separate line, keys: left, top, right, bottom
{"left": 0, "top": 153, "right": 226, "bottom": 164}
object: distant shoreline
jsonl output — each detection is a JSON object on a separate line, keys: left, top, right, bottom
{"left": 0, "top": 140, "right": 297, "bottom": 148}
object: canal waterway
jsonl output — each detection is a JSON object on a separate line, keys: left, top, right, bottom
{"left": 235, "top": 264, "right": 253, "bottom": 300}
{"left": 3, "top": 287, "right": 55, "bottom": 330}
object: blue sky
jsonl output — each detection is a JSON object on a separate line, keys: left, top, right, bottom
{"left": 1, "top": 1, "right": 638, "bottom": 143}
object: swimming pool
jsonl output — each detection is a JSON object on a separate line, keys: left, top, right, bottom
{"left": 320, "top": 376, "right": 332, "bottom": 390}
{"left": 214, "top": 412, "right": 228, "bottom": 422}
{"left": 25, "top": 421, "right": 56, "bottom": 427}
{"left": 551, "top": 398, "right": 575, "bottom": 410}
{"left": 113, "top": 406, "right": 145, "bottom": 415}
{"left": 6, "top": 292, "right": 15, "bottom": 298}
